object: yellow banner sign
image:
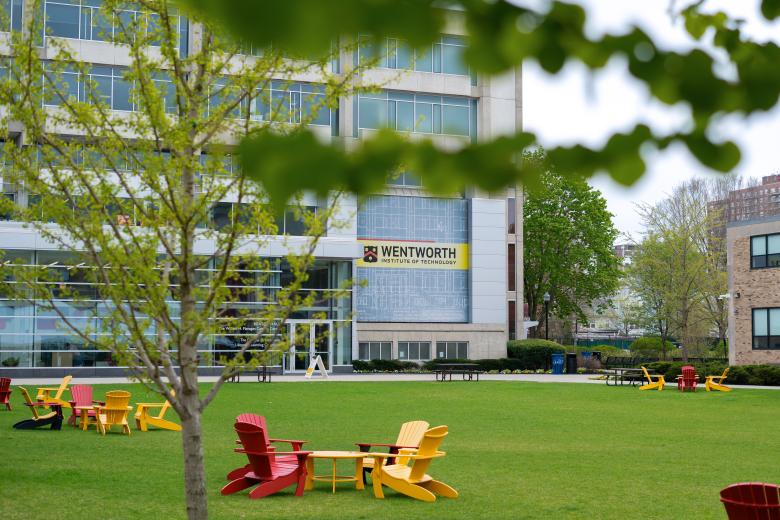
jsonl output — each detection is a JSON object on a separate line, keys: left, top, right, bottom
{"left": 357, "top": 240, "right": 469, "bottom": 270}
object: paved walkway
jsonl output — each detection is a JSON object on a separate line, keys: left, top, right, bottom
{"left": 10, "top": 372, "right": 780, "bottom": 390}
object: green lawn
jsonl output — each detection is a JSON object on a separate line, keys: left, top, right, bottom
{"left": 0, "top": 381, "right": 778, "bottom": 519}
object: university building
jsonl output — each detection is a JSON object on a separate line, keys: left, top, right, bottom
{"left": 0, "top": 3, "right": 524, "bottom": 376}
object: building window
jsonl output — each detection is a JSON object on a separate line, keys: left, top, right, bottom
{"left": 508, "top": 301, "right": 516, "bottom": 340}
{"left": 356, "top": 91, "right": 476, "bottom": 139}
{"left": 358, "top": 34, "right": 469, "bottom": 76}
{"left": 507, "top": 197, "right": 516, "bottom": 234}
{"left": 752, "top": 308, "right": 780, "bottom": 349}
{"left": 751, "top": 233, "right": 780, "bottom": 269}
{"left": 1, "top": 0, "right": 23, "bottom": 32}
{"left": 435, "top": 341, "right": 468, "bottom": 359}
{"left": 358, "top": 341, "right": 392, "bottom": 360}
{"left": 397, "top": 341, "right": 431, "bottom": 361}
{"left": 508, "top": 243, "right": 515, "bottom": 292}
{"left": 43, "top": 1, "right": 185, "bottom": 48}
{"left": 386, "top": 171, "right": 421, "bottom": 187}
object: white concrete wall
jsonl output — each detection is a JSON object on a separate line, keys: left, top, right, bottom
{"left": 470, "top": 198, "right": 506, "bottom": 324}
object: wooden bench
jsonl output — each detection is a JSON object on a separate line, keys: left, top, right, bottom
{"left": 433, "top": 363, "right": 482, "bottom": 382}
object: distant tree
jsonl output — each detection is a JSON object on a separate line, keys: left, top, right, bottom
{"left": 523, "top": 151, "right": 621, "bottom": 338}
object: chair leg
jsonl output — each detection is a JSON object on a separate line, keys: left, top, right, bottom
{"left": 294, "top": 467, "right": 307, "bottom": 497}
{"left": 422, "top": 479, "right": 459, "bottom": 498}
{"left": 249, "top": 476, "right": 293, "bottom": 499}
{"left": 227, "top": 464, "right": 251, "bottom": 481}
{"left": 385, "top": 478, "right": 437, "bottom": 502}
{"left": 221, "top": 476, "right": 256, "bottom": 496}
{"left": 372, "top": 469, "right": 385, "bottom": 499}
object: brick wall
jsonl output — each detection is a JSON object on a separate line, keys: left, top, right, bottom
{"left": 729, "top": 228, "right": 780, "bottom": 365}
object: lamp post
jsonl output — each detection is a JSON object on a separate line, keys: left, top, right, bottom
{"left": 543, "top": 292, "right": 551, "bottom": 340}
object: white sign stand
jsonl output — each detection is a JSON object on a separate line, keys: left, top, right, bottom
{"left": 304, "top": 355, "right": 329, "bottom": 379}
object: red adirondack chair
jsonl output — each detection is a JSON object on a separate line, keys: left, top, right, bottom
{"left": 68, "top": 385, "right": 104, "bottom": 428}
{"left": 226, "top": 413, "right": 308, "bottom": 480}
{"left": 677, "top": 365, "right": 698, "bottom": 392}
{"left": 720, "top": 482, "right": 780, "bottom": 519}
{"left": 221, "top": 421, "right": 311, "bottom": 499}
{"left": 0, "top": 377, "right": 12, "bottom": 411}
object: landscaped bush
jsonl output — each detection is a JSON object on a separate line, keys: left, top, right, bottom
{"left": 727, "top": 365, "right": 780, "bottom": 386}
{"left": 643, "top": 361, "right": 729, "bottom": 383}
{"left": 567, "top": 345, "right": 627, "bottom": 357}
{"left": 630, "top": 336, "right": 674, "bottom": 357}
{"left": 351, "top": 359, "right": 420, "bottom": 372}
{"left": 507, "top": 339, "right": 565, "bottom": 370}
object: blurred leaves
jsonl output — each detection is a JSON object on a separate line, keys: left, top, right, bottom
{"left": 183, "top": 0, "right": 780, "bottom": 202}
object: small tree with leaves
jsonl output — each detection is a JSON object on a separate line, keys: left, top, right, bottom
{"left": 0, "top": 2, "right": 373, "bottom": 518}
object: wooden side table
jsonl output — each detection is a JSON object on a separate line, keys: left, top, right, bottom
{"left": 305, "top": 451, "right": 366, "bottom": 493}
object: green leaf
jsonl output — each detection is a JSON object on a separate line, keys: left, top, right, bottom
{"left": 762, "top": 0, "right": 780, "bottom": 20}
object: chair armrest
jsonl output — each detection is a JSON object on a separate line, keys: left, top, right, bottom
{"left": 135, "top": 403, "right": 165, "bottom": 408}
{"left": 235, "top": 449, "right": 312, "bottom": 457}
{"left": 268, "top": 438, "right": 307, "bottom": 445}
{"left": 92, "top": 400, "right": 105, "bottom": 405}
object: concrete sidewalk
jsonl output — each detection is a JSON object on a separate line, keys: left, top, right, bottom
{"left": 9, "top": 372, "right": 780, "bottom": 390}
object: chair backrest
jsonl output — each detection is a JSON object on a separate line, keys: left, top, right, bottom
{"left": 236, "top": 413, "right": 267, "bottom": 431}
{"left": 641, "top": 366, "right": 653, "bottom": 382}
{"left": 682, "top": 366, "right": 696, "bottom": 385}
{"left": 408, "top": 425, "right": 448, "bottom": 482}
{"left": 18, "top": 387, "right": 41, "bottom": 420}
{"left": 54, "top": 375, "right": 73, "bottom": 400}
{"left": 0, "top": 377, "right": 10, "bottom": 392}
{"left": 153, "top": 390, "right": 175, "bottom": 420}
{"left": 103, "top": 390, "right": 131, "bottom": 424}
{"left": 395, "top": 420, "right": 430, "bottom": 448}
{"left": 720, "top": 482, "right": 780, "bottom": 520}
{"left": 70, "top": 385, "right": 93, "bottom": 407}
{"left": 235, "top": 422, "right": 274, "bottom": 479}
{"left": 720, "top": 367, "right": 731, "bottom": 380}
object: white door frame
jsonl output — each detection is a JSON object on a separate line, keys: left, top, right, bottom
{"left": 283, "top": 319, "right": 333, "bottom": 374}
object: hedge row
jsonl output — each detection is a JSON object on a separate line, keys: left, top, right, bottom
{"left": 643, "top": 361, "right": 780, "bottom": 386}
{"left": 352, "top": 358, "right": 553, "bottom": 373}
{"left": 506, "top": 339, "right": 565, "bottom": 370}
{"left": 352, "top": 360, "right": 420, "bottom": 372}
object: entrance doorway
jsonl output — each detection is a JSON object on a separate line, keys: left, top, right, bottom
{"left": 283, "top": 321, "right": 333, "bottom": 374}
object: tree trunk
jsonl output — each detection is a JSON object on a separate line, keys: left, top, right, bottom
{"left": 181, "top": 404, "right": 208, "bottom": 520}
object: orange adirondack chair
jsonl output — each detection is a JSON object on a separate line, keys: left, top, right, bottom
{"left": 35, "top": 375, "right": 73, "bottom": 408}
{"left": 13, "top": 387, "right": 63, "bottom": 430}
{"left": 94, "top": 390, "right": 133, "bottom": 436}
{"left": 720, "top": 482, "right": 780, "bottom": 519}
{"left": 0, "top": 377, "right": 12, "bottom": 411}
{"left": 226, "top": 414, "right": 308, "bottom": 480}
{"left": 676, "top": 365, "right": 698, "bottom": 392}
{"left": 368, "top": 425, "right": 458, "bottom": 503}
{"left": 221, "top": 421, "right": 311, "bottom": 499}
{"left": 68, "top": 385, "right": 104, "bottom": 429}
{"left": 356, "top": 420, "right": 430, "bottom": 483}
{"left": 135, "top": 391, "right": 181, "bottom": 432}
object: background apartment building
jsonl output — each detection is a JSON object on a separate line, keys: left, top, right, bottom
{"left": 0, "top": 2, "right": 523, "bottom": 376}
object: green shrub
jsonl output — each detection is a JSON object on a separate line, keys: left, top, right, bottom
{"left": 630, "top": 337, "right": 674, "bottom": 357}
{"left": 643, "top": 361, "right": 729, "bottom": 382}
{"left": 351, "top": 359, "right": 420, "bottom": 372}
{"left": 726, "top": 365, "right": 780, "bottom": 386}
{"left": 507, "top": 339, "right": 565, "bottom": 370}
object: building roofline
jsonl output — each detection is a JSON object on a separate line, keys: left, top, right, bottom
{"left": 726, "top": 213, "right": 780, "bottom": 229}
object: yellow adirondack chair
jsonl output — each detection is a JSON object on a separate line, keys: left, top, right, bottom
{"left": 35, "top": 375, "right": 73, "bottom": 408}
{"left": 135, "top": 392, "right": 181, "bottom": 432}
{"left": 357, "top": 420, "right": 429, "bottom": 481}
{"left": 369, "top": 425, "right": 458, "bottom": 503}
{"left": 705, "top": 367, "right": 731, "bottom": 392}
{"left": 640, "top": 366, "right": 665, "bottom": 391}
{"left": 14, "top": 387, "right": 64, "bottom": 430}
{"left": 94, "top": 390, "right": 133, "bottom": 436}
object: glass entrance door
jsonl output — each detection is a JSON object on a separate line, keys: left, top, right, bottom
{"left": 284, "top": 321, "right": 332, "bottom": 373}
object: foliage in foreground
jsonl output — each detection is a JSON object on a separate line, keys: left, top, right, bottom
{"left": 181, "top": 0, "right": 780, "bottom": 205}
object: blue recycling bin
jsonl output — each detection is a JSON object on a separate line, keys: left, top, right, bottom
{"left": 581, "top": 351, "right": 592, "bottom": 362}
{"left": 551, "top": 353, "right": 564, "bottom": 374}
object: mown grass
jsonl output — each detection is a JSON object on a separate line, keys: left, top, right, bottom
{"left": 0, "top": 381, "right": 778, "bottom": 519}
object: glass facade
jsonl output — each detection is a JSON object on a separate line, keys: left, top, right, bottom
{"left": 42, "top": 0, "right": 187, "bottom": 50}
{"left": 355, "top": 91, "right": 477, "bottom": 139}
{"left": 357, "top": 35, "right": 470, "bottom": 77}
{"left": 1, "top": 0, "right": 23, "bottom": 32}
{"left": 357, "top": 195, "right": 469, "bottom": 323}
{"left": 358, "top": 341, "right": 391, "bottom": 361}
{"left": 0, "top": 251, "right": 352, "bottom": 368}
{"left": 398, "top": 341, "right": 431, "bottom": 361}
{"left": 435, "top": 341, "right": 468, "bottom": 359}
